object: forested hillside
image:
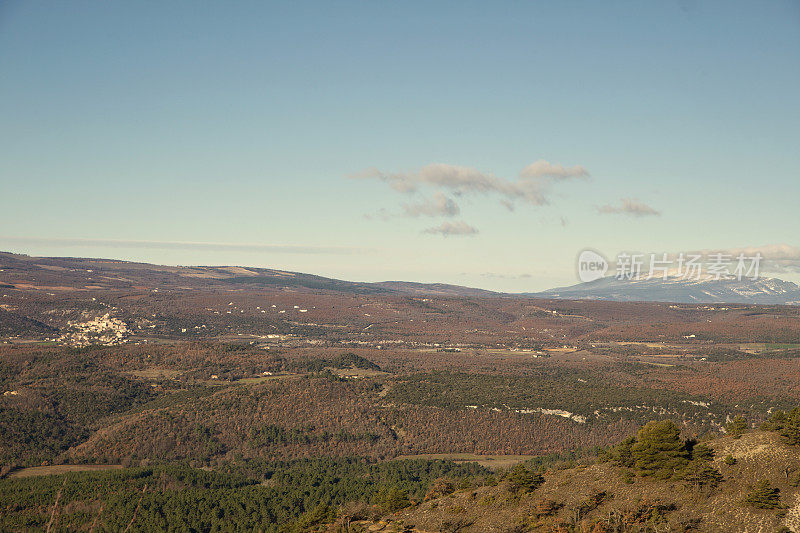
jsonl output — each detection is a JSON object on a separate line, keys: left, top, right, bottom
{"left": 2, "top": 253, "right": 800, "bottom": 530}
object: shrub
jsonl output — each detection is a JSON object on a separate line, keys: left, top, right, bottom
{"left": 578, "top": 491, "right": 610, "bottom": 515}
{"left": 425, "top": 477, "right": 455, "bottom": 501}
{"left": 683, "top": 460, "right": 723, "bottom": 490}
{"left": 745, "top": 480, "right": 781, "bottom": 509}
{"left": 534, "top": 499, "right": 561, "bottom": 517}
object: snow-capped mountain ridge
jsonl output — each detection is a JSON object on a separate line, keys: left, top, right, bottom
{"left": 531, "top": 275, "right": 800, "bottom": 305}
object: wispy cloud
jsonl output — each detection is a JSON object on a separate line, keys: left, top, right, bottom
{"left": 350, "top": 160, "right": 590, "bottom": 233}
{"left": 477, "top": 272, "right": 533, "bottom": 279}
{"left": 604, "top": 243, "right": 800, "bottom": 274}
{"left": 696, "top": 243, "right": 800, "bottom": 273}
{"left": 402, "top": 192, "right": 460, "bottom": 217}
{"left": 703, "top": 243, "right": 800, "bottom": 261}
{"left": 349, "top": 160, "right": 589, "bottom": 207}
{"left": 597, "top": 198, "right": 661, "bottom": 217}
{"left": 421, "top": 221, "right": 479, "bottom": 237}
{"left": 519, "top": 160, "right": 589, "bottom": 180}
{"left": 499, "top": 199, "right": 516, "bottom": 212}
{"left": 0, "top": 237, "right": 369, "bottom": 255}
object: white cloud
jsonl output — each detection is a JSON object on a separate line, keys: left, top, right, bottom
{"left": 402, "top": 192, "right": 460, "bottom": 217}
{"left": 422, "top": 221, "right": 479, "bottom": 237}
{"left": 697, "top": 244, "right": 800, "bottom": 273}
{"left": 597, "top": 198, "right": 661, "bottom": 217}
{"left": 708, "top": 243, "right": 800, "bottom": 261}
{"left": 351, "top": 160, "right": 590, "bottom": 233}
{"left": 520, "top": 160, "right": 589, "bottom": 180}
{"left": 347, "top": 167, "right": 418, "bottom": 193}
{"left": 604, "top": 244, "right": 800, "bottom": 275}
{"left": 349, "top": 160, "right": 588, "bottom": 207}
{"left": 499, "top": 199, "right": 516, "bottom": 212}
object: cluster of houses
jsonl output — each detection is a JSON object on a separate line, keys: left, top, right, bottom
{"left": 51, "top": 313, "right": 130, "bottom": 347}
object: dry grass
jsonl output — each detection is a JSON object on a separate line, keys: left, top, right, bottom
{"left": 383, "top": 431, "right": 800, "bottom": 532}
{"left": 9, "top": 464, "right": 122, "bottom": 479}
{"left": 391, "top": 454, "right": 537, "bottom": 469}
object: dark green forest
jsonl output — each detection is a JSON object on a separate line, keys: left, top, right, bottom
{"left": 0, "top": 459, "right": 488, "bottom": 532}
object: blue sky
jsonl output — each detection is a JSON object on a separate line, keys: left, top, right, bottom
{"left": 1, "top": 1, "right": 798, "bottom": 291}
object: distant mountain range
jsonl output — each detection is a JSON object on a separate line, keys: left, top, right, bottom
{"left": 0, "top": 251, "right": 500, "bottom": 298}
{"left": 529, "top": 275, "right": 800, "bottom": 306}
{"left": 2, "top": 251, "right": 798, "bottom": 305}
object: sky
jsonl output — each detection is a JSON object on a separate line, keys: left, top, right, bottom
{"left": 1, "top": 1, "right": 799, "bottom": 291}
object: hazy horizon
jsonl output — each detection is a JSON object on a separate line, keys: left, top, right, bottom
{"left": 2, "top": 1, "right": 799, "bottom": 291}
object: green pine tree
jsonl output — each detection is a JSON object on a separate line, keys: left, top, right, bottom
{"left": 692, "top": 443, "right": 715, "bottom": 461}
{"left": 631, "top": 420, "right": 690, "bottom": 480}
{"left": 779, "top": 408, "right": 800, "bottom": 445}
{"left": 727, "top": 416, "right": 748, "bottom": 438}
{"left": 612, "top": 436, "right": 637, "bottom": 467}
{"left": 506, "top": 463, "right": 544, "bottom": 494}
{"left": 374, "top": 486, "right": 411, "bottom": 513}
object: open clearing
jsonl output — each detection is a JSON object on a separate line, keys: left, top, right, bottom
{"left": 391, "top": 454, "right": 536, "bottom": 469}
{"left": 9, "top": 464, "right": 123, "bottom": 478}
